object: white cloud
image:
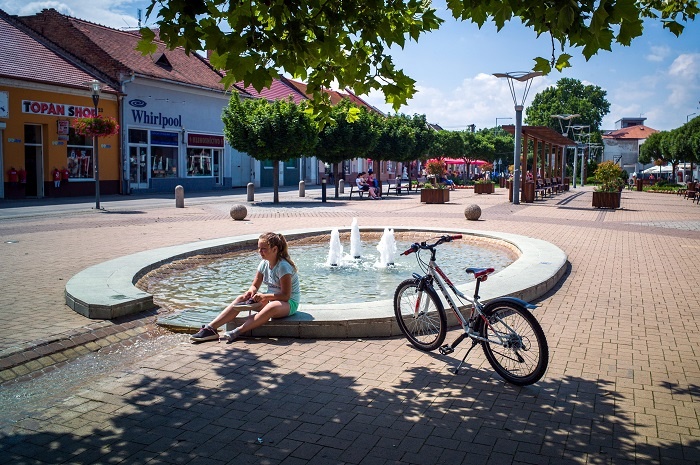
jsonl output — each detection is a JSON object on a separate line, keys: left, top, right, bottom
{"left": 646, "top": 45, "right": 670, "bottom": 62}
{"left": 364, "top": 73, "right": 553, "bottom": 131}
{"left": 666, "top": 53, "right": 700, "bottom": 108}
{"left": 1, "top": 0, "right": 145, "bottom": 29}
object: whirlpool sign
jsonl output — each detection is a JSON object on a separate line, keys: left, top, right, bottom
{"left": 128, "top": 99, "right": 182, "bottom": 129}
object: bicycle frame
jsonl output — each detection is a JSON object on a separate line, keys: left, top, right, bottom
{"left": 413, "top": 245, "right": 534, "bottom": 350}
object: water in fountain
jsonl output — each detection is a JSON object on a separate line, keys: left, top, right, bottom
{"left": 350, "top": 218, "right": 362, "bottom": 259}
{"left": 327, "top": 228, "right": 344, "bottom": 266}
{"left": 376, "top": 228, "right": 397, "bottom": 267}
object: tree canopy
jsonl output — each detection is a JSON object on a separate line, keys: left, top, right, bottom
{"left": 139, "top": 0, "right": 698, "bottom": 118}
{"left": 222, "top": 93, "right": 317, "bottom": 203}
{"left": 525, "top": 78, "right": 611, "bottom": 134}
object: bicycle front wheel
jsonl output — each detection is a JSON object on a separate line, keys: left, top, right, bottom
{"left": 393, "top": 278, "right": 446, "bottom": 351}
{"left": 480, "top": 303, "right": 548, "bottom": 386}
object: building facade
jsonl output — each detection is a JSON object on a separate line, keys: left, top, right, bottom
{"left": 602, "top": 117, "right": 659, "bottom": 177}
{"left": 1, "top": 10, "right": 120, "bottom": 199}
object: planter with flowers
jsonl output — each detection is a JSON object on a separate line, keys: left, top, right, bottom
{"left": 421, "top": 160, "right": 450, "bottom": 203}
{"left": 420, "top": 183, "right": 450, "bottom": 203}
{"left": 73, "top": 116, "right": 120, "bottom": 138}
{"left": 592, "top": 160, "right": 625, "bottom": 209}
{"left": 474, "top": 180, "right": 495, "bottom": 194}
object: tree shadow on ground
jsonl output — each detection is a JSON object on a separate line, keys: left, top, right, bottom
{"left": 1, "top": 338, "right": 699, "bottom": 464}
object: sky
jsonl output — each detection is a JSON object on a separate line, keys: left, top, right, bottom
{"left": 3, "top": 0, "right": 699, "bottom": 132}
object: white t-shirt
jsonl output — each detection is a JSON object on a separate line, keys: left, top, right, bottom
{"left": 257, "top": 259, "right": 300, "bottom": 302}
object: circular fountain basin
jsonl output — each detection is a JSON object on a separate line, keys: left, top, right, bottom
{"left": 65, "top": 227, "right": 568, "bottom": 338}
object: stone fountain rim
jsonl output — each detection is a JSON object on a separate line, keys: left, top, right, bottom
{"left": 65, "top": 226, "right": 568, "bottom": 338}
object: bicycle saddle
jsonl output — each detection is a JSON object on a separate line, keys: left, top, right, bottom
{"left": 465, "top": 267, "right": 495, "bottom": 279}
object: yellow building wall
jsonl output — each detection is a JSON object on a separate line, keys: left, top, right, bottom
{"left": 1, "top": 84, "right": 119, "bottom": 186}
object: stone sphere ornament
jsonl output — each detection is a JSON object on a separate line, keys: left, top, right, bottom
{"left": 230, "top": 204, "right": 248, "bottom": 221}
{"left": 464, "top": 204, "right": 482, "bottom": 221}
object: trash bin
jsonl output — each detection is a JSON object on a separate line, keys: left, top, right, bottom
{"left": 636, "top": 179, "right": 643, "bottom": 191}
{"left": 523, "top": 181, "right": 535, "bottom": 203}
{"left": 499, "top": 177, "right": 506, "bottom": 188}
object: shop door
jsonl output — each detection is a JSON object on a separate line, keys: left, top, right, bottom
{"left": 24, "top": 124, "right": 43, "bottom": 198}
{"left": 129, "top": 146, "right": 149, "bottom": 189}
{"left": 213, "top": 149, "right": 223, "bottom": 186}
{"left": 285, "top": 158, "right": 300, "bottom": 185}
{"left": 260, "top": 159, "right": 274, "bottom": 187}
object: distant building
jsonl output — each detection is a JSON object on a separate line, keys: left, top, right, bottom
{"left": 602, "top": 117, "right": 659, "bottom": 177}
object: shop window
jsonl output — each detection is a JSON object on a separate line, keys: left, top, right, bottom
{"left": 187, "top": 148, "right": 213, "bottom": 177}
{"left": 66, "top": 129, "right": 93, "bottom": 179}
{"left": 151, "top": 146, "right": 178, "bottom": 177}
{"left": 150, "top": 131, "right": 179, "bottom": 178}
{"left": 129, "top": 129, "right": 148, "bottom": 144}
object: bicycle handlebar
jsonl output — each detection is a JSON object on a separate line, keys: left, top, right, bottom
{"left": 400, "top": 234, "right": 462, "bottom": 255}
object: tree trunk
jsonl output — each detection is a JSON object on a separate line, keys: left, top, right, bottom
{"left": 273, "top": 160, "right": 280, "bottom": 203}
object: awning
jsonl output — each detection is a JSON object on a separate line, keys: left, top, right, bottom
{"left": 427, "top": 158, "right": 488, "bottom": 166}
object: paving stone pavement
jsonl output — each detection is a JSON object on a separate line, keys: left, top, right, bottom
{"left": 0, "top": 185, "right": 699, "bottom": 464}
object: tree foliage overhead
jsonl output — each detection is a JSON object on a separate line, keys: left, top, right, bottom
{"left": 139, "top": 1, "right": 698, "bottom": 117}
{"left": 525, "top": 78, "right": 611, "bottom": 134}
{"left": 447, "top": 0, "right": 698, "bottom": 73}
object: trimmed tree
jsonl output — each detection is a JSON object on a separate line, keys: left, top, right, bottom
{"left": 313, "top": 100, "right": 379, "bottom": 197}
{"left": 222, "top": 93, "right": 317, "bottom": 203}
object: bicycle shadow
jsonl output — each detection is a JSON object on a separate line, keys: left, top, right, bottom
{"left": 1, "top": 337, "right": 697, "bottom": 464}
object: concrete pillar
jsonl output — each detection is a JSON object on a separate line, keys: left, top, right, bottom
{"left": 338, "top": 179, "right": 345, "bottom": 194}
{"left": 299, "top": 180, "right": 305, "bottom": 197}
{"left": 175, "top": 185, "right": 184, "bottom": 208}
{"left": 247, "top": 182, "right": 254, "bottom": 202}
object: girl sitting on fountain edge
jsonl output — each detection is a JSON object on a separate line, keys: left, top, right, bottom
{"left": 190, "top": 232, "right": 300, "bottom": 343}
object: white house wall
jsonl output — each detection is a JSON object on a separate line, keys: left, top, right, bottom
{"left": 121, "top": 79, "right": 254, "bottom": 192}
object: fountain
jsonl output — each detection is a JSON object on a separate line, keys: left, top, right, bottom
{"left": 376, "top": 228, "right": 397, "bottom": 267}
{"left": 350, "top": 218, "right": 362, "bottom": 259}
{"left": 327, "top": 228, "right": 344, "bottom": 266}
{"left": 66, "top": 226, "right": 567, "bottom": 337}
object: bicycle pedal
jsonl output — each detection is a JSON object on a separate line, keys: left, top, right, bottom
{"left": 439, "top": 345, "right": 454, "bottom": 355}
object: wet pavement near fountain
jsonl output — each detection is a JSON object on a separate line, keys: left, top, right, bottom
{"left": 1, "top": 185, "right": 699, "bottom": 464}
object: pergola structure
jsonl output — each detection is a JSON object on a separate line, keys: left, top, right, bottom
{"left": 502, "top": 125, "right": 575, "bottom": 198}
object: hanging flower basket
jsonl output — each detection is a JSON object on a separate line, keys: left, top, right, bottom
{"left": 73, "top": 116, "right": 120, "bottom": 138}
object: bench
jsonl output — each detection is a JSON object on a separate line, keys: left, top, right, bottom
{"left": 384, "top": 178, "right": 405, "bottom": 196}
{"left": 535, "top": 180, "right": 552, "bottom": 200}
{"left": 349, "top": 184, "right": 367, "bottom": 199}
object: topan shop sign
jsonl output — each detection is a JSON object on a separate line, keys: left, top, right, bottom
{"left": 22, "top": 100, "right": 96, "bottom": 117}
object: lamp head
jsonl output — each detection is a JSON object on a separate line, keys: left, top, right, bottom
{"left": 89, "top": 79, "right": 102, "bottom": 96}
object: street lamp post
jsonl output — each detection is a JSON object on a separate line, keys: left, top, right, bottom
{"left": 89, "top": 79, "right": 102, "bottom": 210}
{"left": 688, "top": 113, "right": 697, "bottom": 123}
{"left": 551, "top": 114, "right": 579, "bottom": 189}
{"left": 571, "top": 125, "right": 590, "bottom": 187}
{"left": 494, "top": 71, "right": 542, "bottom": 204}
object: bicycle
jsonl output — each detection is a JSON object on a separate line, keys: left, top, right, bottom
{"left": 393, "top": 234, "right": 549, "bottom": 386}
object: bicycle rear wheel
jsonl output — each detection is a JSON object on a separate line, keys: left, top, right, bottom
{"left": 394, "top": 278, "right": 446, "bottom": 351}
{"left": 480, "top": 303, "right": 548, "bottom": 386}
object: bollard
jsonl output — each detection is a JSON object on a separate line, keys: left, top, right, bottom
{"left": 299, "top": 180, "right": 305, "bottom": 197}
{"left": 338, "top": 178, "right": 344, "bottom": 194}
{"left": 247, "top": 182, "right": 254, "bottom": 202}
{"left": 175, "top": 185, "right": 184, "bottom": 208}
{"left": 322, "top": 178, "right": 327, "bottom": 202}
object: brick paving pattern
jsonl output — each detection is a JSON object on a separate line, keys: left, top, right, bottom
{"left": 0, "top": 185, "right": 699, "bottom": 464}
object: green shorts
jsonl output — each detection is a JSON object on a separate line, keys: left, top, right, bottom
{"left": 288, "top": 299, "right": 299, "bottom": 316}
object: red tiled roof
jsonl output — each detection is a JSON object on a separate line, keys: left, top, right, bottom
{"left": 277, "top": 77, "right": 382, "bottom": 114}
{"left": 236, "top": 79, "right": 308, "bottom": 104}
{"left": 20, "top": 9, "right": 232, "bottom": 92}
{"left": 603, "top": 125, "right": 659, "bottom": 139}
{"left": 0, "top": 10, "right": 116, "bottom": 92}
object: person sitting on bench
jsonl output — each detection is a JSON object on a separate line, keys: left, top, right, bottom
{"left": 356, "top": 172, "right": 380, "bottom": 199}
